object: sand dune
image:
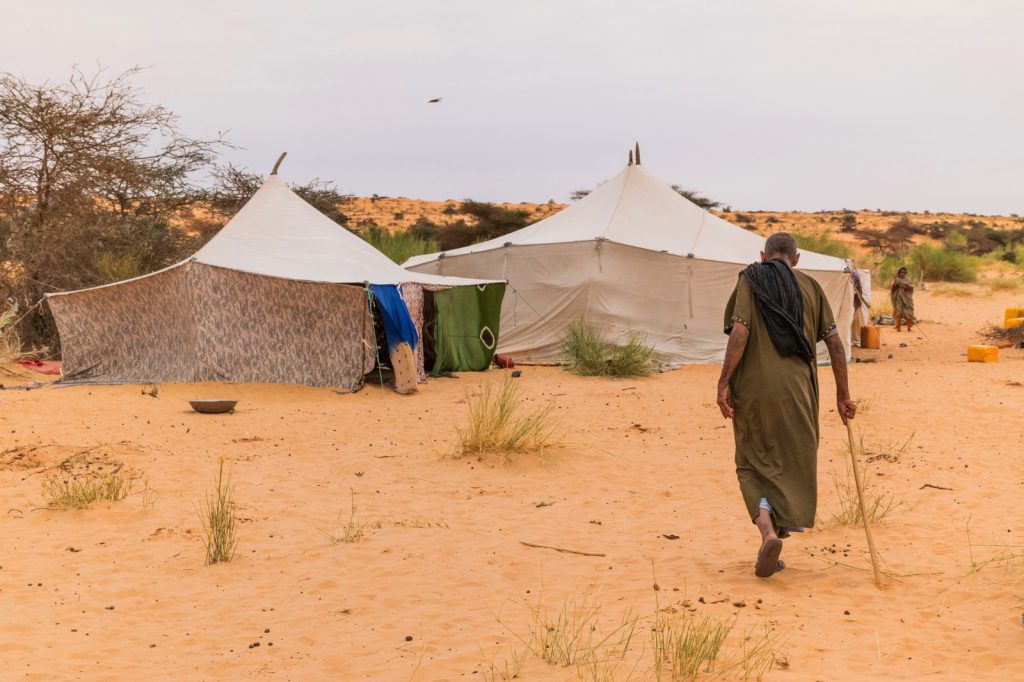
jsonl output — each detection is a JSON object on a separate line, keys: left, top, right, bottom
{"left": 1, "top": 287, "right": 1023, "bottom": 680}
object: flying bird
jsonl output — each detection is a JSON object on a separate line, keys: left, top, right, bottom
{"left": 427, "top": 97, "right": 443, "bottom": 104}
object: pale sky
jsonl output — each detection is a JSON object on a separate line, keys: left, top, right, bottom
{"left": 3, "top": 1, "right": 1022, "bottom": 213}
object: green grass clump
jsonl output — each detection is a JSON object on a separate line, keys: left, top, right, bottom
{"left": 793, "top": 232, "right": 852, "bottom": 259}
{"left": 199, "top": 459, "right": 239, "bottom": 565}
{"left": 42, "top": 472, "right": 135, "bottom": 509}
{"left": 562, "top": 320, "right": 654, "bottom": 378}
{"left": 453, "top": 375, "right": 561, "bottom": 458}
{"left": 360, "top": 225, "right": 438, "bottom": 264}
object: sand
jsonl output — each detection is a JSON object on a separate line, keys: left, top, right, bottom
{"left": 2, "top": 287, "right": 1023, "bottom": 680}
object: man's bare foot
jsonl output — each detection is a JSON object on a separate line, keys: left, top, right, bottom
{"left": 755, "top": 537, "right": 783, "bottom": 577}
{"left": 754, "top": 507, "right": 783, "bottom": 577}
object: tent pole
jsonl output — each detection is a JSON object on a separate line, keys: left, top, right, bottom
{"left": 270, "top": 151, "right": 288, "bottom": 175}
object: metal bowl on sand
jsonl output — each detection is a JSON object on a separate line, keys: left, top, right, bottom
{"left": 188, "top": 399, "right": 238, "bottom": 414}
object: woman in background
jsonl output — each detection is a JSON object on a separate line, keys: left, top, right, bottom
{"left": 890, "top": 267, "right": 916, "bottom": 332}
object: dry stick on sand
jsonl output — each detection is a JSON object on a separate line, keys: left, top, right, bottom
{"left": 519, "top": 541, "right": 606, "bottom": 557}
{"left": 846, "top": 421, "right": 883, "bottom": 588}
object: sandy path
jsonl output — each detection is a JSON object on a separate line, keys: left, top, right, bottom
{"left": 1, "top": 288, "right": 1022, "bottom": 680}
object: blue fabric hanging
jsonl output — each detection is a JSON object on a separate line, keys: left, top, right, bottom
{"left": 369, "top": 284, "right": 419, "bottom": 352}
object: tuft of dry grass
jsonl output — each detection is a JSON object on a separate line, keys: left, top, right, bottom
{"left": 452, "top": 375, "right": 562, "bottom": 458}
{"left": 825, "top": 463, "right": 902, "bottom": 527}
{"left": 930, "top": 283, "right": 979, "bottom": 298}
{"left": 650, "top": 569, "right": 780, "bottom": 681}
{"left": 489, "top": 591, "right": 638, "bottom": 680}
{"left": 562, "top": 319, "right": 655, "bottom": 378}
{"left": 139, "top": 477, "right": 158, "bottom": 509}
{"left": 199, "top": 459, "right": 239, "bottom": 565}
{"left": 41, "top": 471, "right": 135, "bottom": 509}
{"left": 319, "top": 490, "right": 377, "bottom": 543}
{"left": 986, "top": 277, "right": 1021, "bottom": 292}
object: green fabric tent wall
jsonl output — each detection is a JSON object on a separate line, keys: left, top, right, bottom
{"left": 432, "top": 283, "right": 506, "bottom": 375}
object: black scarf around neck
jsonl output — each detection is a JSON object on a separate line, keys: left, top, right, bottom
{"left": 741, "top": 259, "right": 814, "bottom": 362}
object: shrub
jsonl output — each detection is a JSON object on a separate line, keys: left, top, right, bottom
{"left": 1, "top": 302, "right": 33, "bottom": 364}
{"left": 199, "top": 459, "right": 238, "bottom": 565}
{"left": 986, "top": 243, "right": 1024, "bottom": 267}
{"left": 453, "top": 375, "right": 561, "bottom": 458}
{"left": 732, "top": 213, "right": 755, "bottom": 224}
{"left": 840, "top": 213, "right": 857, "bottom": 232}
{"left": 943, "top": 231, "right": 968, "bottom": 253}
{"left": 408, "top": 217, "right": 440, "bottom": 241}
{"left": 360, "top": 225, "right": 438, "bottom": 264}
{"left": 94, "top": 251, "right": 148, "bottom": 283}
{"left": 909, "top": 244, "right": 978, "bottom": 282}
{"left": 876, "top": 245, "right": 979, "bottom": 283}
{"left": 792, "top": 232, "right": 851, "bottom": 259}
{"left": 562, "top": 320, "right": 654, "bottom": 377}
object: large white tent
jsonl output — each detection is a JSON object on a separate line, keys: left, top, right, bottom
{"left": 47, "top": 171, "right": 502, "bottom": 389}
{"left": 405, "top": 159, "right": 854, "bottom": 367}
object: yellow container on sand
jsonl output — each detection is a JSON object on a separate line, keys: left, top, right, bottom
{"left": 860, "top": 325, "right": 880, "bottom": 349}
{"left": 1006, "top": 317, "right": 1024, "bottom": 330}
{"left": 1005, "top": 307, "right": 1024, "bottom": 325}
{"left": 967, "top": 345, "right": 999, "bottom": 362}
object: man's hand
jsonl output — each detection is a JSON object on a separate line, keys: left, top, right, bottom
{"left": 837, "top": 395, "right": 857, "bottom": 424}
{"left": 717, "top": 383, "right": 734, "bottom": 419}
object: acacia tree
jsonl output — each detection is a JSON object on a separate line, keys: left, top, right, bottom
{"left": 207, "top": 163, "right": 352, "bottom": 227}
{"left": 0, "top": 66, "right": 228, "bottom": 347}
{"left": 670, "top": 185, "right": 721, "bottom": 210}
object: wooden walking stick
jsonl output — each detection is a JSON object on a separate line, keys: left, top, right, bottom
{"left": 846, "top": 420, "right": 883, "bottom": 588}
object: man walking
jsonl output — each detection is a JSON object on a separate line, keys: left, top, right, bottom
{"left": 717, "top": 233, "right": 856, "bottom": 578}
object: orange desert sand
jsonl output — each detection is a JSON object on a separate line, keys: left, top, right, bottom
{"left": 2, "top": 287, "right": 1023, "bottom": 680}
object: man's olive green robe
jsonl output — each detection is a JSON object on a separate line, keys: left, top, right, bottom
{"left": 723, "top": 268, "right": 837, "bottom": 529}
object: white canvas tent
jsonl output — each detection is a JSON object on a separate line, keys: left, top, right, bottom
{"left": 405, "top": 159, "right": 855, "bottom": 367}
{"left": 47, "top": 171, "right": 501, "bottom": 389}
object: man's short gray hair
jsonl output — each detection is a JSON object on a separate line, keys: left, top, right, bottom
{"left": 764, "top": 232, "right": 798, "bottom": 259}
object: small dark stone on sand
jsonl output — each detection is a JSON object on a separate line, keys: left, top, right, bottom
{"left": 268, "top": 642, "right": 273, "bottom": 646}
{"left": 105, "top": 605, "right": 115, "bottom": 610}
{"left": 264, "top": 628, "right": 270, "bottom": 633}
{"left": 844, "top": 610, "right": 850, "bottom": 615}
{"left": 405, "top": 635, "right": 413, "bottom": 641}
{"left": 149, "top": 644, "right": 156, "bottom": 648}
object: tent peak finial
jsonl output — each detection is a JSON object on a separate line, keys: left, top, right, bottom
{"left": 270, "top": 151, "right": 288, "bottom": 176}
{"left": 634, "top": 142, "right": 641, "bottom": 166}
{"left": 628, "top": 149, "right": 634, "bottom": 166}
